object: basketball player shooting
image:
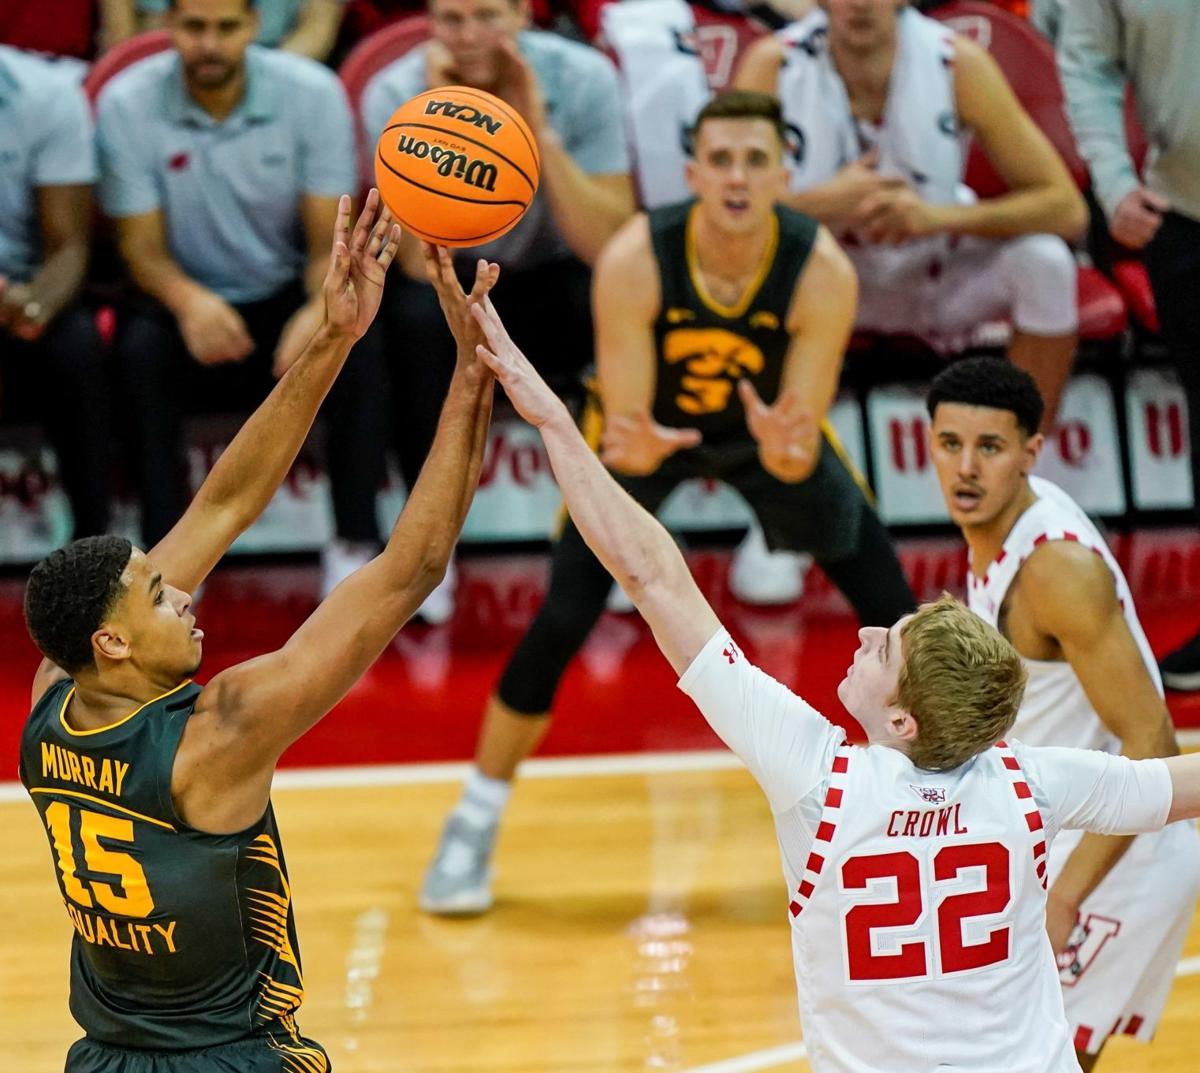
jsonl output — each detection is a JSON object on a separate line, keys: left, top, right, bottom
{"left": 18, "top": 192, "right": 500, "bottom": 1072}
{"left": 468, "top": 295, "right": 1200, "bottom": 1073}
{"left": 927, "top": 357, "right": 1200, "bottom": 1068}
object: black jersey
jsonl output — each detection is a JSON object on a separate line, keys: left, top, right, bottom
{"left": 649, "top": 199, "right": 818, "bottom": 442}
{"left": 20, "top": 679, "right": 311, "bottom": 1052}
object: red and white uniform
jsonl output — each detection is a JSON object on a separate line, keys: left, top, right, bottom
{"left": 679, "top": 628, "right": 1173, "bottom": 1073}
{"left": 967, "top": 475, "right": 1200, "bottom": 1054}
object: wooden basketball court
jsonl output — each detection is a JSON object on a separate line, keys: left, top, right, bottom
{"left": 3, "top": 758, "right": 1198, "bottom": 1072}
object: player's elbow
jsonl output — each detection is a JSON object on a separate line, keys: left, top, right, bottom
{"left": 1047, "top": 183, "right": 1089, "bottom": 240}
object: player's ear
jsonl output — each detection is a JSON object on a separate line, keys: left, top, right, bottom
{"left": 93, "top": 624, "right": 133, "bottom": 665}
{"left": 1021, "top": 431, "right": 1045, "bottom": 476}
{"left": 889, "top": 709, "right": 919, "bottom": 743}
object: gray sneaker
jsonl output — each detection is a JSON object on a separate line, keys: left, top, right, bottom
{"left": 419, "top": 813, "right": 498, "bottom": 916}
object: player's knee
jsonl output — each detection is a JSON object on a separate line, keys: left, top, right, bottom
{"left": 1005, "top": 234, "right": 1078, "bottom": 336}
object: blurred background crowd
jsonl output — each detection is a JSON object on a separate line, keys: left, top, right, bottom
{"left": 1, "top": 0, "right": 1197, "bottom": 677}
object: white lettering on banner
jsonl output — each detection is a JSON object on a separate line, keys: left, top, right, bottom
{"left": 1033, "top": 374, "right": 1125, "bottom": 516}
{"left": 1127, "top": 367, "right": 1194, "bottom": 511}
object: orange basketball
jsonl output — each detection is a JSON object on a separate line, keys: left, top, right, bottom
{"left": 374, "top": 86, "right": 540, "bottom": 248}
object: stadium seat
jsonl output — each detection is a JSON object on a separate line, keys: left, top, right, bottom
{"left": 1111, "top": 259, "right": 1159, "bottom": 334}
{"left": 338, "top": 13, "right": 430, "bottom": 119}
{"left": 930, "top": 1, "right": 1127, "bottom": 343}
{"left": 82, "top": 29, "right": 171, "bottom": 105}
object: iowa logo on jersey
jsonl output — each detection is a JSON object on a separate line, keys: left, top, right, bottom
{"left": 749, "top": 310, "right": 780, "bottom": 331}
{"left": 664, "top": 328, "right": 765, "bottom": 415}
{"left": 665, "top": 308, "right": 696, "bottom": 324}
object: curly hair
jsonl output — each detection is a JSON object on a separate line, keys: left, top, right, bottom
{"left": 926, "top": 357, "right": 1045, "bottom": 438}
{"left": 894, "top": 595, "right": 1027, "bottom": 772}
{"left": 24, "top": 536, "right": 133, "bottom": 675}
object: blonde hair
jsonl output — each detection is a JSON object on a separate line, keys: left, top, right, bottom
{"left": 894, "top": 595, "right": 1027, "bottom": 771}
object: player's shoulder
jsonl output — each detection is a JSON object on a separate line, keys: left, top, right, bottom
{"left": 521, "top": 28, "right": 617, "bottom": 79}
{"left": 97, "top": 49, "right": 177, "bottom": 119}
{"left": 1019, "top": 534, "right": 1114, "bottom": 605}
{"left": 597, "top": 212, "right": 654, "bottom": 275}
{"left": 252, "top": 45, "right": 342, "bottom": 97}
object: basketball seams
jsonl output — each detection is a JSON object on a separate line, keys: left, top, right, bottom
{"left": 380, "top": 121, "right": 537, "bottom": 196}
{"left": 414, "top": 85, "right": 541, "bottom": 172}
{"left": 375, "top": 147, "right": 527, "bottom": 209}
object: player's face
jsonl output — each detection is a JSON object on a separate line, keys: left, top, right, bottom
{"left": 929, "top": 403, "right": 1043, "bottom": 530}
{"left": 687, "top": 119, "right": 789, "bottom": 235}
{"left": 429, "top": 0, "right": 529, "bottom": 87}
{"left": 821, "top": 0, "right": 904, "bottom": 54}
{"left": 104, "top": 549, "right": 204, "bottom": 681}
{"left": 838, "top": 618, "right": 910, "bottom": 740}
{"left": 171, "top": 0, "right": 258, "bottom": 91}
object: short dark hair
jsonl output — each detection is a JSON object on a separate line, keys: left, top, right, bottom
{"left": 167, "top": 0, "right": 257, "bottom": 9}
{"left": 926, "top": 357, "right": 1045, "bottom": 438}
{"left": 691, "top": 90, "right": 788, "bottom": 151}
{"left": 24, "top": 536, "right": 133, "bottom": 675}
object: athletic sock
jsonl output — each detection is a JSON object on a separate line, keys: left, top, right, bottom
{"left": 452, "top": 768, "right": 512, "bottom": 830}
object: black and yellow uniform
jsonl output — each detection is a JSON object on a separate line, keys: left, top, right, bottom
{"left": 496, "top": 200, "right": 916, "bottom": 716}
{"left": 20, "top": 680, "right": 328, "bottom": 1073}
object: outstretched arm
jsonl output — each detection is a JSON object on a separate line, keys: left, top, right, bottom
{"left": 148, "top": 192, "right": 400, "bottom": 594}
{"left": 172, "top": 251, "right": 499, "bottom": 834}
{"left": 470, "top": 297, "right": 719, "bottom": 674}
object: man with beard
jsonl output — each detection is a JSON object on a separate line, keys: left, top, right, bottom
{"left": 97, "top": 0, "right": 389, "bottom": 591}
{"left": 927, "top": 357, "right": 1200, "bottom": 1070}
{"left": 20, "top": 194, "right": 501, "bottom": 1072}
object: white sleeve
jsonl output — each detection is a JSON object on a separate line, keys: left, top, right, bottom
{"left": 1014, "top": 742, "right": 1172, "bottom": 835}
{"left": 677, "top": 628, "right": 844, "bottom": 815}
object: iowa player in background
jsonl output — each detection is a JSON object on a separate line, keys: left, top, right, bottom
{"left": 421, "top": 91, "right": 916, "bottom": 915}
{"left": 19, "top": 193, "right": 499, "bottom": 1072}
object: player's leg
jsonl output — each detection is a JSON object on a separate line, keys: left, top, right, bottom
{"left": 113, "top": 302, "right": 195, "bottom": 548}
{"left": 421, "top": 469, "right": 679, "bottom": 915}
{"left": 32, "top": 304, "right": 113, "bottom": 538}
{"left": 735, "top": 435, "right": 916, "bottom": 626}
{"left": 1144, "top": 212, "right": 1200, "bottom": 687}
{"left": 65, "top": 1028, "right": 331, "bottom": 1072}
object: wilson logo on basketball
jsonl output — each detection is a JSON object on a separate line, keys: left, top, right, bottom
{"left": 391, "top": 135, "right": 499, "bottom": 193}
{"left": 423, "top": 99, "right": 504, "bottom": 135}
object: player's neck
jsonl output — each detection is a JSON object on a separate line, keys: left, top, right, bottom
{"left": 691, "top": 211, "right": 774, "bottom": 285}
{"left": 964, "top": 480, "right": 1039, "bottom": 578}
{"left": 67, "top": 671, "right": 184, "bottom": 733}
{"left": 186, "top": 69, "right": 247, "bottom": 123}
{"left": 830, "top": 33, "right": 896, "bottom": 123}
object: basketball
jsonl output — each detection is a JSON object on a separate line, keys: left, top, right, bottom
{"left": 374, "top": 86, "right": 540, "bottom": 247}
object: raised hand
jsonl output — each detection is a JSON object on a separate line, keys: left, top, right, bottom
{"left": 470, "top": 296, "right": 568, "bottom": 430}
{"left": 738, "top": 379, "right": 818, "bottom": 483}
{"left": 423, "top": 244, "right": 500, "bottom": 358}
{"left": 600, "top": 412, "right": 701, "bottom": 476}
{"left": 323, "top": 190, "right": 402, "bottom": 341}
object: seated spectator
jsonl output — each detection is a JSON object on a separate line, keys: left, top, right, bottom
{"left": 0, "top": 0, "right": 139, "bottom": 60}
{"left": 0, "top": 46, "right": 113, "bottom": 540}
{"left": 139, "top": 0, "right": 346, "bottom": 63}
{"left": 361, "top": 0, "right": 634, "bottom": 622}
{"left": 1059, "top": 0, "right": 1200, "bottom": 688}
{"left": 736, "top": 0, "right": 1088, "bottom": 428}
{"left": 97, "top": 0, "right": 389, "bottom": 591}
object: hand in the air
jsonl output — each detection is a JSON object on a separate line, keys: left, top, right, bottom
{"left": 423, "top": 244, "right": 501, "bottom": 360}
{"left": 470, "top": 296, "right": 568, "bottom": 430}
{"left": 600, "top": 412, "right": 701, "bottom": 476}
{"left": 322, "top": 190, "right": 402, "bottom": 342}
{"left": 739, "top": 379, "right": 818, "bottom": 483}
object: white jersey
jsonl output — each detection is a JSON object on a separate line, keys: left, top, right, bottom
{"left": 964, "top": 477, "right": 1200, "bottom": 1055}
{"left": 967, "top": 475, "right": 1160, "bottom": 755}
{"left": 775, "top": 8, "right": 969, "bottom": 305}
{"left": 679, "top": 628, "right": 1172, "bottom": 1073}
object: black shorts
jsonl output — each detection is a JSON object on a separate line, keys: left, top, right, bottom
{"left": 66, "top": 1030, "right": 330, "bottom": 1073}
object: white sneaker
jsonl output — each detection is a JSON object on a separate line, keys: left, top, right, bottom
{"left": 415, "top": 555, "right": 456, "bottom": 625}
{"left": 605, "top": 580, "right": 635, "bottom": 614}
{"left": 729, "top": 520, "right": 811, "bottom": 606}
{"left": 320, "top": 539, "right": 376, "bottom": 599}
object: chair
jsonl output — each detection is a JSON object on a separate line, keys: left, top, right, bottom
{"left": 930, "top": 1, "right": 1127, "bottom": 343}
{"left": 83, "top": 30, "right": 172, "bottom": 105}
{"left": 338, "top": 13, "right": 430, "bottom": 119}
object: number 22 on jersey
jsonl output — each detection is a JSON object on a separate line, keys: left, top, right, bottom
{"left": 840, "top": 841, "right": 1014, "bottom": 983}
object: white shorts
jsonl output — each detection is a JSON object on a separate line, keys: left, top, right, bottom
{"left": 1050, "top": 819, "right": 1200, "bottom": 1055}
{"left": 852, "top": 232, "right": 1079, "bottom": 348}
